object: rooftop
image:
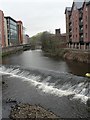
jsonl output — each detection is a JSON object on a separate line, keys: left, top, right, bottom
{"left": 74, "top": 0, "right": 84, "bottom": 9}
{"left": 5, "top": 16, "right": 17, "bottom": 23}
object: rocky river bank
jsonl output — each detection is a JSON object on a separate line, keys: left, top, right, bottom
{"left": 10, "top": 103, "right": 58, "bottom": 119}
{"left": 43, "top": 48, "right": 90, "bottom": 64}
{"left": 63, "top": 49, "right": 90, "bottom": 63}
{"left": 2, "top": 80, "right": 59, "bottom": 119}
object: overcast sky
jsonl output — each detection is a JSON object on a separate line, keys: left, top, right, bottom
{"left": 0, "top": 0, "right": 74, "bottom": 37}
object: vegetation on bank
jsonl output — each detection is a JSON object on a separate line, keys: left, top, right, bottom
{"left": 30, "top": 31, "right": 90, "bottom": 63}
{"left": 30, "top": 31, "right": 67, "bottom": 57}
{"left": 1, "top": 31, "right": 89, "bottom": 63}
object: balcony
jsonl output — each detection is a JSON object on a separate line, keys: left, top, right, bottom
{"left": 69, "top": 20, "right": 72, "bottom": 24}
{"left": 79, "top": 39, "right": 84, "bottom": 45}
{"left": 69, "top": 31, "right": 72, "bottom": 36}
{"left": 69, "top": 27, "right": 72, "bottom": 31}
{"left": 79, "top": 22, "right": 83, "bottom": 26}
{"left": 69, "top": 40, "right": 72, "bottom": 44}
{"left": 79, "top": 13, "right": 83, "bottom": 19}
{"left": 79, "top": 30, "right": 83, "bottom": 34}
{"left": 69, "top": 23, "right": 72, "bottom": 27}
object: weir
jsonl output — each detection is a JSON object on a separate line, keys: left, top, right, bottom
{"left": 0, "top": 65, "right": 89, "bottom": 104}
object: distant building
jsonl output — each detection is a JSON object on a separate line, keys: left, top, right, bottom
{"left": 24, "top": 34, "right": 30, "bottom": 44}
{"left": 65, "top": 0, "right": 90, "bottom": 49}
{"left": 5, "top": 16, "right": 19, "bottom": 46}
{"left": 0, "top": 10, "right": 5, "bottom": 47}
{"left": 23, "top": 33, "right": 29, "bottom": 44}
{"left": 55, "top": 28, "right": 66, "bottom": 42}
{"left": 61, "top": 33, "right": 66, "bottom": 42}
{"left": 17, "top": 21, "right": 23, "bottom": 44}
{"left": 55, "top": 28, "right": 61, "bottom": 35}
{"left": 0, "top": 10, "right": 27, "bottom": 47}
{"left": 54, "top": 28, "right": 67, "bottom": 48}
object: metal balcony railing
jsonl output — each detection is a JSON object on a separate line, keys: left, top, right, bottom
{"left": 79, "top": 29, "right": 83, "bottom": 34}
{"left": 79, "top": 22, "right": 83, "bottom": 26}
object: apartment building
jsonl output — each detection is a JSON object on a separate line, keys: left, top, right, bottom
{"left": 0, "top": 9, "right": 28, "bottom": 47}
{"left": 0, "top": 10, "right": 5, "bottom": 47}
{"left": 5, "top": 16, "right": 19, "bottom": 46}
{"left": 65, "top": 0, "right": 90, "bottom": 49}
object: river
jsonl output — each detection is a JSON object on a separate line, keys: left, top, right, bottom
{"left": 0, "top": 49, "right": 90, "bottom": 118}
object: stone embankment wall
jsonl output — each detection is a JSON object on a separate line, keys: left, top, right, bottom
{"left": 63, "top": 48, "right": 90, "bottom": 63}
{"left": 1, "top": 44, "right": 31, "bottom": 57}
{"left": 2, "top": 45, "right": 23, "bottom": 57}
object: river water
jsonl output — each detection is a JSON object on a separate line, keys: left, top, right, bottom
{"left": 0, "top": 50, "right": 90, "bottom": 118}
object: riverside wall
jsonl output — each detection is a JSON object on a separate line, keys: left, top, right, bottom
{"left": 43, "top": 48, "right": 90, "bottom": 63}
{"left": 1, "top": 45, "right": 23, "bottom": 56}
{"left": 63, "top": 48, "right": 90, "bottom": 63}
{"left": 1, "top": 44, "right": 31, "bottom": 57}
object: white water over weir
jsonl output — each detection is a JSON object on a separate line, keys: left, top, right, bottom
{"left": 0, "top": 65, "right": 90, "bottom": 104}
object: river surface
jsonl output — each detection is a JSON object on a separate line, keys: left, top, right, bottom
{"left": 0, "top": 50, "right": 90, "bottom": 118}
{"left": 1, "top": 50, "right": 90, "bottom": 76}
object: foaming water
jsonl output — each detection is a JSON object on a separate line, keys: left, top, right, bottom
{"left": 0, "top": 65, "right": 89, "bottom": 104}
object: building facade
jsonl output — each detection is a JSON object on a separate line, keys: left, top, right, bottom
{"left": 0, "top": 10, "right": 5, "bottom": 47}
{"left": 65, "top": 0, "right": 90, "bottom": 49}
{"left": 4, "top": 18, "right": 8, "bottom": 47}
{"left": 5, "top": 16, "right": 19, "bottom": 46}
{"left": 17, "top": 21, "right": 23, "bottom": 44}
{"left": 23, "top": 34, "right": 30, "bottom": 44}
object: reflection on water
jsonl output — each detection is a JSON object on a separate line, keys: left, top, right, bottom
{"left": 1, "top": 50, "right": 90, "bottom": 76}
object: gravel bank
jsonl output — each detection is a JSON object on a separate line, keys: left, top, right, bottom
{"left": 10, "top": 103, "right": 58, "bottom": 119}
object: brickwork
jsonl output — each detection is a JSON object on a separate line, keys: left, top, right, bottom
{"left": 65, "top": 0, "right": 90, "bottom": 50}
{"left": 0, "top": 10, "right": 5, "bottom": 47}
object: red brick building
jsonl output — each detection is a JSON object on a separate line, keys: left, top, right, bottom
{"left": 0, "top": 10, "right": 5, "bottom": 47}
{"left": 65, "top": 0, "right": 90, "bottom": 50}
{"left": 17, "top": 21, "right": 23, "bottom": 44}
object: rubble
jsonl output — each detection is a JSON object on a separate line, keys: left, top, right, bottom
{"left": 10, "top": 103, "right": 58, "bottom": 119}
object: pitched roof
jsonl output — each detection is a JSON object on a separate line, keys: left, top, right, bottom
{"left": 5, "top": 16, "right": 17, "bottom": 23}
{"left": 86, "top": 0, "right": 90, "bottom": 2}
{"left": 65, "top": 0, "right": 90, "bottom": 14}
{"left": 66, "top": 7, "right": 72, "bottom": 11}
{"left": 65, "top": 7, "right": 71, "bottom": 14}
{"left": 74, "top": 0, "right": 84, "bottom": 9}
{"left": 86, "top": 0, "right": 90, "bottom": 5}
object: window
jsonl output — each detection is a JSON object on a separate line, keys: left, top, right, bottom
{"left": 86, "top": 16, "right": 87, "bottom": 21}
{"left": 76, "top": 20, "right": 77, "bottom": 23}
{"left": 76, "top": 28, "right": 77, "bottom": 32}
